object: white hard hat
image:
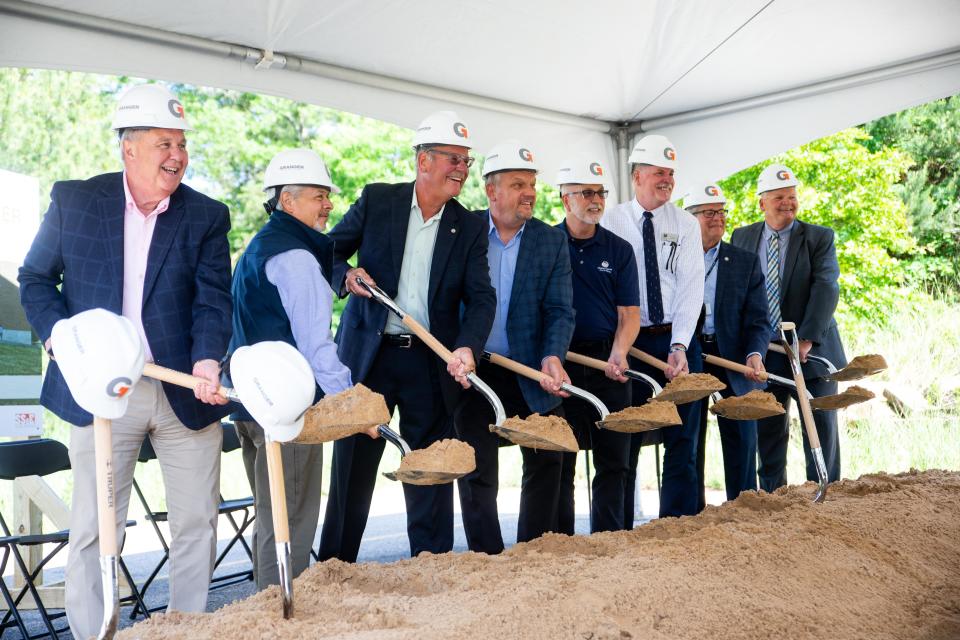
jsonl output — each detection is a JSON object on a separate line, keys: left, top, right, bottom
{"left": 684, "top": 184, "right": 727, "bottom": 209}
{"left": 481, "top": 140, "right": 539, "bottom": 177}
{"left": 757, "top": 163, "right": 799, "bottom": 194}
{"left": 230, "top": 341, "right": 315, "bottom": 443}
{"left": 263, "top": 148, "right": 341, "bottom": 194}
{"left": 50, "top": 309, "right": 145, "bottom": 419}
{"left": 111, "top": 84, "right": 191, "bottom": 131}
{"left": 411, "top": 110, "right": 472, "bottom": 149}
{"left": 555, "top": 155, "right": 608, "bottom": 186}
{"left": 627, "top": 134, "right": 677, "bottom": 169}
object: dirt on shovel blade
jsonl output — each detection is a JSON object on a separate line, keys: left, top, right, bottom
{"left": 657, "top": 372, "right": 726, "bottom": 404}
{"left": 710, "top": 390, "right": 785, "bottom": 420}
{"left": 601, "top": 400, "right": 681, "bottom": 432}
{"left": 828, "top": 353, "right": 888, "bottom": 381}
{"left": 490, "top": 414, "right": 579, "bottom": 452}
{"left": 809, "top": 384, "right": 876, "bottom": 410}
{"left": 385, "top": 439, "right": 476, "bottom": 485}
{"left": 295, "top": 384, "right": 391, "bottom": 444}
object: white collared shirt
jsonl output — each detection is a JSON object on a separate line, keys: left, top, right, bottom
{"left": 384, "top": 188, "right": 446, "bottom": 334}
{"left": 600, "top": 198, "right": 704, "bottom": 346}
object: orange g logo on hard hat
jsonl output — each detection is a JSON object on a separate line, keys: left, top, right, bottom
{"left": 663, "top": 147, "right": 676, "bottom": 161}
{"left": 705, "top": 185, "right": 719, "bottom": 196}
{"left": 107, "top": 376, "right": 134, "bottom": 399}
{"left": 519, "top": 148, "right": 534, "bottom": 162}
{"left": 453, "top": 122, "right": 469, "bottom": 139}
{"left": 167, "top": 99, "right": 185, "bottom": 119}
{"left": 589, "top": 162, "right": 604, "bottom": 176}
{"left": 776, "top": 170, "right": 791, "bottom": 181}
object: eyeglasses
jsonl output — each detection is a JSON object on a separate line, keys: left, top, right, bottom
{"left": 696, "top": 208, "right": 728, "bottom": 219}
{"left": 427, "top": 148, "right": 475, "bottom": 168}
{"left": 565, "top": 188, "right": 609, "bottom": 200}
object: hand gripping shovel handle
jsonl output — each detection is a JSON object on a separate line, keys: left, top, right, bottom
{"left": 355, "top": 276, "right": 507, "bottom": 426}
{"left": 93, "top": 417, "right": 119, "bottom": 640}
{"left": 142, "top": 363, "right": 240, "bottom": 401}
{"left": 565, "top": 350, "right": 663, "bottom": 395}
{"left": 767, "top": 342, "right": 839, "bottom": 375}
{"left": 485, "top": 352, "right": 610, "bottom": 418}
{"left": 701, "top": 354, "right": 769, "bottom": 382}
{"left": 264, "top": 440, "right": 294, "bottom": 618}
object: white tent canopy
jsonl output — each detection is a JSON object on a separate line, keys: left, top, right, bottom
{"left": 2, "top": 0, "right": 959, "bottom": 199}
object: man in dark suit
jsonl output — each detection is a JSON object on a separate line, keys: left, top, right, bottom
{"left": 730, "top": 164, "right": 846, "bottom": 491}
{"left": 454, "top": 140, "right": 574, "bottom": 554}
{"left": 18, "top": 84, "right": 232, "bottom": 638}
{"left": 318, "top": 111, "right": 496, "bottom": 562}
{"left": 685, "top": 184, "right": 769, "bottom": 509}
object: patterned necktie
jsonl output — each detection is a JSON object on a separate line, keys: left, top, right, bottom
{"left": 642, "top": 211, "right": 664, "bottom": 325}
{"left": 766, "top": 231, "right": 782, "bottom": 331}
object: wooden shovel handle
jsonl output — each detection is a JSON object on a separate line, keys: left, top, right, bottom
{"left": 264, "top": 440, "right": 291, "bottom": 544}
{"left": 703, "top": 354, "right": 769, "bottom": 382}
{"left": 627, "top": 347, "right": 669, "bottom": 373}
{"left": 401, "top": 316, "right": 455, "bottom": 364}
{"left": 768, "top": 343, "right": 786, "bottom": 355}
{"left": 94, "top": 416, "right": 117, "bottom": 556}
{"left": 143, "top": 363, "right": 229, "bottom": 398}
{"left": 486, "top": 352, "right": 547, "bottom": 383}
{"left": 565, "top": 351, "right": 608, "bottom": 371}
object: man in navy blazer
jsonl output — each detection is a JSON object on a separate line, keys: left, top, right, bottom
{"left": 18, "top": 84, "right": 232, "bottom": 638}
{"left": 685, "top": 185, "right": 769, "bottom": 509}
{"left": 454, "top": 141, "right": 574, "bottom": 554}
{"left": 730, "top": 164, "right": 846, "bottom": 491}
{"left": 317, "top": 111, "right": 496, "bottom": 562}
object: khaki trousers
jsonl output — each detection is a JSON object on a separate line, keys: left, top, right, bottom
{"left": 234, "top": 420, "right": 323, "bottom": 589}
{"left": 65, "top": 378, "right": 222, "bottom": 639}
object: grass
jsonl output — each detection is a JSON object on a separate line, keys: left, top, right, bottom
{"left": 0, "top": 341, "right": 42, "bottom": 375}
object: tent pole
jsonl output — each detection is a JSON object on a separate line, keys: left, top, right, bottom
{"left": 612, "top": 125, "right": 633, "bottom": 203}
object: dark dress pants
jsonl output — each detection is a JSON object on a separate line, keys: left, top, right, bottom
{"left": 695, "top": 339, "right": 758, "bottom": 512}
{"left": 455, "top": 360, "right": 563, "bottom": 554}
{"left": 623, "top": 332, "right": 703, "bottom": 521}
{"left": 756, "top": 351, "right": 841, "bottom": 492}
{"left": 560, "top": 342, "right": 632, "bottom": 533}
{"left": 318, "top": 340, "right": 454, "bottom": 562}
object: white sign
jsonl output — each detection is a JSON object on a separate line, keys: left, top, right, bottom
{"left": 0, "top": 405, "right": 43, "bottom": 437}
{"left": 0, "top": 168, "right": 40, "bottom": 280}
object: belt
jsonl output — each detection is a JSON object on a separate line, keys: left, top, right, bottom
{"left": 638, "top": 323, "right": 672, "bottom": 336}
{"left": 382, "top": 333, "right": 418, "bottom": 348}
{"left": 700, "top": 333, "right": 717, "bottom": 343}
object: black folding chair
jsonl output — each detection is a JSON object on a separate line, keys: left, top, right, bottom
{"left": 130, "top": 423, "right": 255, "bottom": 617}
{"left": 0, "top": 438, "right": 145, "bottom": 638}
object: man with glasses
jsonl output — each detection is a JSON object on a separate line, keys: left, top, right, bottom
{"left": 318, "top": 110, "right": 496, "bottom": 562}
{"left": 685, "top": 184, "right": 768, "bottom": 509}
{"left": 554, "top": 155, "right": 640, "bottom": 533}
{"left": 454, "top": 140, "right": 574, "bottom": 554}
{"left": 730, "top": 164, "right": 845, "bottom": 491}
{"left": 600, "top": 134, "right": 705, "bottom": 519}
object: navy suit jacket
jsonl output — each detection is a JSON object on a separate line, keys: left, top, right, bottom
{"left": 711, "top": 241, "right": 770, "bottom": 396}
{"left": 482, "top": 212, "right": 575, "bottom": 415}
{"left": 329, "top": 182, "right": 496, "bottom": 412}
{"left": 18, "top": 172, "right": 233, "bottom": 428}
{"left": 730, "top": 219, "right": 847, "bottom": 379}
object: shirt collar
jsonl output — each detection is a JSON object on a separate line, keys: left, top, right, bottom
{"left": 411, "top": 185, "right": 445, "bottom": 224}
{"left": 705, "top": 243, "right": 720, "bottom": 260}
{"left": 764, "top": 219, "right": 795, "bottom": 236}
{"left": 487, "top": 210, "right": 525, "bottom": 243}
{"left": 631, "top": 198, "right": 664, "bottom": 219}
{"left": 560, "top": 220, "right": 599, "bottom": 246}
{"left": 123, "top": 171, "right": 170, "bottom": 217}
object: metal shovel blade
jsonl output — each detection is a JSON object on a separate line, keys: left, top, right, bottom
{"left": 598, "top": 403, "right": 682, "bottom": 433}
{"left": 379, "top": 425, "right": 469, "bottom": 485}
{"left": 809, "top": 386, "right": 875, "bottom": 411}
{"left": 823, "top": 354, "right": 889, "bottom": 382}
{"left": 276, "top": 541, "right": 294, "bottom": 619}
{"left": 489, "top": 422, "right": 579, "bottom": 452}
{"left": 96, "top": 555, "right": 119, "bottom": 640}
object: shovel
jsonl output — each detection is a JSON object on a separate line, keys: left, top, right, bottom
{"left": 765, "top": 345, "right": 874, "bottom": 410}
{"left": 356, "top": 277, "right": 506, "bottom": 427}
{"left": 778, "top": 322, "right": 829, "bottom": 503}
{"left": 767, "top": 343, "right": 887, "bottom": 383}
{"left": 379, "top": 425, "right": 472, "bottom": 484}
{"left": 627, "top": 347, "right": 726, "bottom": 403}
{"left": 93, "top": 416, "right": 120, "bottom": 640}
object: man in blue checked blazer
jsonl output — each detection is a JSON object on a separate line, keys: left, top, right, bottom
{"left": 454, "top": 141, "right": 575, "bottom": 554}
{"left": 18, "top": 84, "right": 232, "bottom": 638}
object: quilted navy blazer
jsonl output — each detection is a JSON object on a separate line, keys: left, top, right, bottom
{"left": 18, "top": 172, "right": 233, "bottom": 429}
{"left": 329, "top": 182, "right": 497, "bottom": 413}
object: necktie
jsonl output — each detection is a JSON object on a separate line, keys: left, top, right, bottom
{"left": 642, "top": 211, "right": 664, "bottom": 325}
{"left": 766, "top": 231, "right": 782, "bottom": 331}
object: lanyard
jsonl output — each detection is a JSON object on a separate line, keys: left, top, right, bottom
{"left": 704, "top": 252, "right": 720, "bottom": 281}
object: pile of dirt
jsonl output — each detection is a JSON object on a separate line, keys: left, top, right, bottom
{"left": 658, "top": 372, "right": 726, "bottom": 404}
{"left": 603, "top": 400, "right": 681, "bottom": 432}
{"left": 810, "top": 384, "right": 876, "bottom": 411}
{"left": 295, "top": 384, "right": 391, "bottom": 443}
{"left": 120, "top": 470, "right": 960, "bottom": 640}
{"left": 397, "top": 438, "right": 475, "bottom": 475}
{"left": 710, "top": 389, "right": 785, "bottom": 420}
{"left": 830, "top": 354, "right": 888, "bottom": 381}
{"left": 492, "top": 414, "right": 579, "bottom": 452}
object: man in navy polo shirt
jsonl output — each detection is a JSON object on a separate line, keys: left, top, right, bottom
{"left": 555, "top": 155, "right": 641, "bottom": 533}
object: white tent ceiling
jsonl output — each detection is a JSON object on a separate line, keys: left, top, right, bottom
{"left": 1, "top": 0, "right": 959, "bottom": 199}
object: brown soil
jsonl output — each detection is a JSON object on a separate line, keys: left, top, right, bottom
{"left": 809, "top": 385, "right": 876, "bottom": 411}
{"left": 295, "top": 384, "right": 391, "bottom": 443}
{"left": 710, "top": 390, "right": 785, "bottom": 420}
{"left": 492, "top": 414, "right": 579, "bottom": 452}
{"left": 120, "top": 469, "right": 960, "bottom": 640}
{"left": 658, "top": 372, "right": 726, "bottom": 404}
{"left": 396, "top": 438, "right": 476, "bottom": 475}
{"left": 602, "top": 400, "right": 682, "bottom": 432}
{"left": 829, "top": 354, "right": 888, "bottom": 381}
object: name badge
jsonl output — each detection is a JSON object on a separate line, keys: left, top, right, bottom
{"left": 705, "top": 302, "right": 712, "bottom": 316}
{"left": 662, "top": 232, "right": 679, "bottom": 243}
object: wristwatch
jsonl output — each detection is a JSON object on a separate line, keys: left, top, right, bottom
{"left": 669, "top": 343, "right": 687, "bottom": 353}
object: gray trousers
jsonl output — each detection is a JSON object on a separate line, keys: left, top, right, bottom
{"left": 66, "top": 378, "right": 221, "bottom": 640}
{"left": 234, "top": 420, "right": 323, "bottom": 590}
